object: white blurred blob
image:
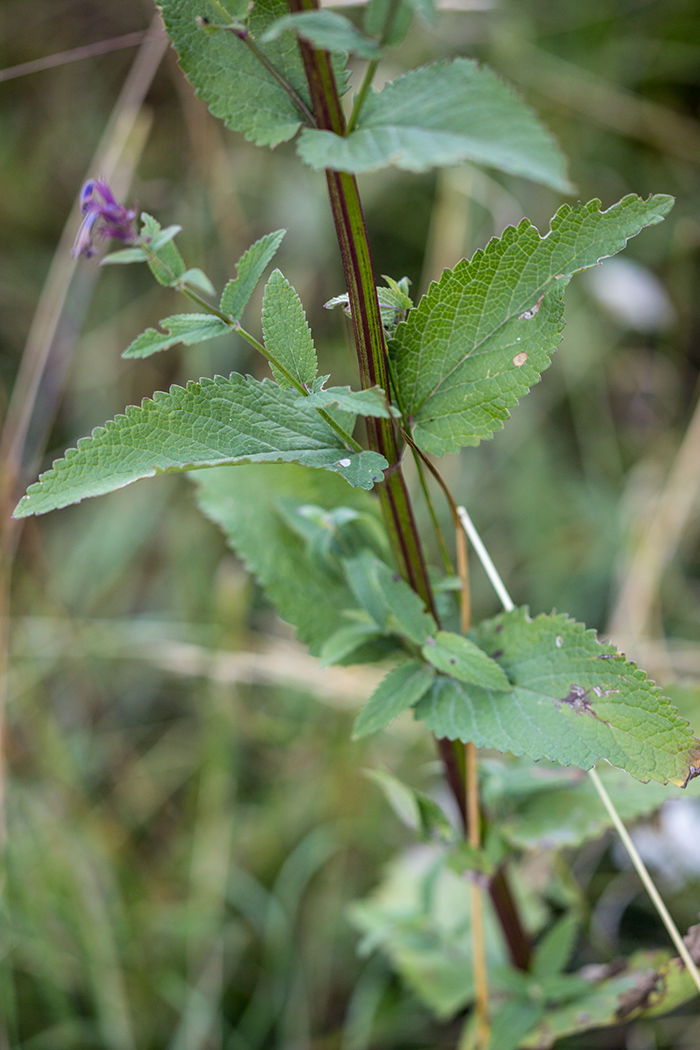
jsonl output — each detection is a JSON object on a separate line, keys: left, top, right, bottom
{"left": 614, "top": 799, "right": 700, "bottom": 888}
{"left": 585, "top": 257, "right": 676, "bottom": 333}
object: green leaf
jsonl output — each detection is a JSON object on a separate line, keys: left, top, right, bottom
{"left": 13, "top": 375, "right": 389, "bottom": 518}
{"left": 148, "top": 223, "right": 182, "bottom": 250}
{"left": 520, "top": 948, "right": 700, "bottom": 1047}
{"left": 299, "top": 385, "right": 399, "bottom": 419}
{"left": 193, "top": 463, "right": 381, "bottom": 653}
{"left": 325, "top": 281, "right": 412, "bottom": 325}
{"left": 140, "top": 213, "right": 186, "bottom": 286}
{"left": 297, "top": 58, "right": 572, "bottom": 191}
{"left": 422, "top": 631, "right": 511, "bottom": 691}
{"left": 122, "top": 314, "right": 230, "bottom": 359}
{"left": 485, "top": 1000, "right": 544, "bottom": 1050}
{"left": 363, "top": 768, "right": 452, "bottom": 839}
{"left": 532, "top": 914, "right": 579, "bottom": 979}
{"left": 319, "top": 620, "right": 386, "bottom": 667}
{"left": 263, "top": 11, "right": 382, "bottom": 60}
{"left": 100, "top": 247, "right": 149, "bottom": 265}
{"left": 343, "top": 551, "right": 436, "bottom": 645}
{"left": 363, "top": 0, "right": 417, "bottom": 48}
{"left": 350, "top": 849, "right": 508, "bottom": 1018}
{"left": 159, "top": 0, "right": 312, "bottom": 148}
{"left": 415, "top": 608, "right": 700, "bottom": 787}
{"left": 363, "top": 768, "right": 423, "bottom": 831}
{"left": 220, "top": 229, "right": 286, "bottom": 321}
{"left": 353, "top": 660, "right": 435, "bottom": 738}
{"left": 391, "top": 194, "right": 674, "bottom": 455}
{"left": 181, "top": 267, "right": 216, "bottom": 296}
{"left": 262, "top": 269, "right": 318, "bottom": 389}
{"left": 482, "top": 758, "right": 698, "bottom": 851}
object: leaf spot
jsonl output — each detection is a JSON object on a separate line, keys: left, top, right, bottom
{"left": 513, "top": 352, "right": 528, "bottom": 367}
{"left": 518, "top": 294, "right": 544, "bottom": 321}
{"left": 558, "top": 684, "right": 596, "bottom": 715}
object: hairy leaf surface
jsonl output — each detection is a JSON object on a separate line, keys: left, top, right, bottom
{"left": 422, "top": 631, "right": 511, "bottom": 691}
{"left": 297, "top": 58, "right": 571, "bottom": 190}
{"left": 193, "top": 463, "right": 379, "bottom": 652}
{"left": 220, "top": 229, "right": 285, "bottom": 320}
{"left": 415, "top": 608, "right": 700, "bottom": 786}
{"left": 122, "top": 314, "right": 230, "bottom": 359}
{"left": 158, "top": 0, "right": 312, "bottom": 147}
{"left": 391, "top": 194, "right": 674, "bottom": 454}
{"left": 263, "top": 11, "right": 381, "bottom": 59}
{"left": 299, "top": 385, "right": 398, "bottom": 418}
{"left": 14, "top": 375, "right": 388, "bottom": 517}
{"left": 353, "top": 660, "right": 435, "bottom": 738}
{"left": 262, "top": 269, "right": 318, "bottom": 389}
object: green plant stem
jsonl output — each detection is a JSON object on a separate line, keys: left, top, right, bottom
{"left": 180, "top": 286, "right": 363, "bottom": 453}
{"left": 346, "top": 58, "right": 378, "bottom": 134}
{"left": 412, "top": 449, "right": 454, "bottom": 574}
{"left": 346, "top": 0, "right": 403, "bottom": 132}
{"left": 287, "top": 0, "right": 534, "bottom": 977}
{"left": 288, "top": 0, "right": 435, "bottom": 616}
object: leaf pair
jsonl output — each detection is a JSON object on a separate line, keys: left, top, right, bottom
{"left": 159, "top": 0, "right": 572, "bottom": 191}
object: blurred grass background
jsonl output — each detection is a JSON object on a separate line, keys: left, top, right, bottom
{"left": 2, "top": 0, "right": 700, "bottom": 1046}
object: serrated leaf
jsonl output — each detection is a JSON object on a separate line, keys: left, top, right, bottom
{"left": 122, "top": 314, "right": 230, "bottom": 359}
{"left": 422, "top": 631, "right": 511, "bottom": 691}
{"left": 353, "top": 661, "right": 435, "bottom": 738}
{"left": 297, "top": 58, "right": 572, "bottom": 191}
{"left": 140, "top": 213, "right": 186, "bottom": 286}
{"left": 263, "top": 11, "right": 382, "bottom": 60}
{"left": 220, "top": 229, "right": 285, "bottom": 320}
{"left": 193, "top": 463, "right": 380, "bottom": 653}
{"left": 414, "top": 608, "right": 700, "bottom": 787}
{"left": 181, "top": 267, "right": 216, "bottom": 296}
{"left": 298, "top": 385, "right": 399, "bottom": 419}
{"left": 482, "top": 758, "right": 697, "bottom": 851}
{"left": 158, "top": 0, "right": 312, "bottom": 148}
{"left": 344, "top": 551, "right": 436, "bottom": 645}
{"left": 391, "top": 194, "right": 674, "bottom": 455}
{"left": 13, "top": 375, "right": 389, "bottom": 518}
{"left": 262, "top": 269, "right": 318, "bottom": 389}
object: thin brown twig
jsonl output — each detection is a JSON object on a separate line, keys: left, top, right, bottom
{"left": 0, "top": 29, "right": 159, "bottom": 83}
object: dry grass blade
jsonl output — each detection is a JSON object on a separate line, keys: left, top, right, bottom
{"left": 609, "top": 388, "right": 700, "bottom": 653}
{"left": 0, "top": 15, "right": 167, "bottom": 853}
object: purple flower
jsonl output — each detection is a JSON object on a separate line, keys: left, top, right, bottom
{"left": 72, "top": 179, "right": 138, "bottom": 258}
